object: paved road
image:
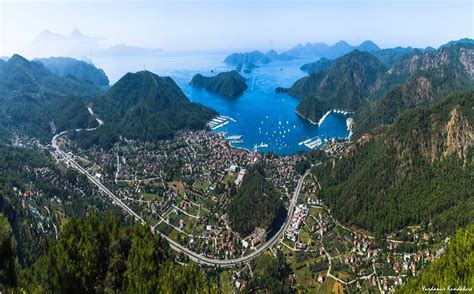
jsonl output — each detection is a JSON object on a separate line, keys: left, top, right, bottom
{"left": 51, "top": 118, "right": 310, "bottom": 267}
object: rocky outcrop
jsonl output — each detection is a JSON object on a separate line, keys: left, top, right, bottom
{"left": 444, "top": 106, "right": 474, "bottom": 161}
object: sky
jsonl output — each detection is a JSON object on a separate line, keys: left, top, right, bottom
{"left": 0, "top": 0, "right": 473, "bottom": 57}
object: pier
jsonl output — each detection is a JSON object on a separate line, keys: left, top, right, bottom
{"left": 207, "top": 115, "right": 236, "bottom": 130}
{"left": 318, "top": 109, "right": 354, "bottom": 126}
{"left": 299, "top": 136, "right": 323, "bottom": 149}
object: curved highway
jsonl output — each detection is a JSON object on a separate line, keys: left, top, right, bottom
{"left": 51, "top": 112, "right": 310, "bottom": 267}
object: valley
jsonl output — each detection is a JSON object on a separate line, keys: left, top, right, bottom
{"left": 0, "top": 10, "right": 472, "bottom": 291}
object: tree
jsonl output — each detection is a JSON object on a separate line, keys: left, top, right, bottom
{"left": 0, "top": 214, "right": 17, "bottom": 290}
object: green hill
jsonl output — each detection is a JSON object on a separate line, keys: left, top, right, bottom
{"left": 190, "top": 70, "right": 248, "bottom": 97}
{"left": 227, "top": 165, "right": 284, "bottom": 237}
{"left": 313, "top": 91, "right": 474, "bottom": 235}
{"left": 84, "top": 71, "right": 216, "bottom": 148}
{"left": 288, "top": 50, "right": 386, "bottom": 122}
{"left": 0, "top": 54, "right": 103, "bottom": 100}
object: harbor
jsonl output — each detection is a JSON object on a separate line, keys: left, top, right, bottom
{"left": 178, "top": 59, "right": 352, "bottom": 155}
{"left": 207, "top": 115, "right": 236, "bottom": 130}
{"left": 298, "top": 137, "right": 323, "bottom": 150}
{"left": 226, "top": 135, "right": 244, "bottom": 144}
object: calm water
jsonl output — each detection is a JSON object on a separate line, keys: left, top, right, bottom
{"left": 92, "top": 53, "right": 350, "bottom": 155}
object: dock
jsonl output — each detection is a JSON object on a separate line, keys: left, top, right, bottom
{"left": 300, "top": 136, "right": 323, "bottom": 149}
{"left": 207, "top": 115, "right": 236, "bottom": 130}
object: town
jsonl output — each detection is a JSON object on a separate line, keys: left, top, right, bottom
{"left": 35, "top": 129, "right": 445, "bottom": 292}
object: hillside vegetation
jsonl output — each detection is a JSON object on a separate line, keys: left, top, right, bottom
{"left": 2, "top": 214, "right": 215, "bottom": 293}
{"left": 0, "top": 54, "right": 102, "bottom": 142}
{"left": 79, "top": 71, "right": 217, "bottom": 148}
{"left": 190, "top": 70, "right": 248, "bottom": 97}
{"left": 285, "top": 42, "right": 474, "bottom": 134}
{"left": 289, "top": 50, "right": 386, "bottom": 121}
{"left": 313, "top": 91, "right": 474, "bottom": 235}
{"left": 227, "top": 165, "right": 284, "bottom": 237}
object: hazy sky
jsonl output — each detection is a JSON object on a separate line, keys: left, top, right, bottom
{"left": 1, "top": 0, "right": 473, "bottom": 56}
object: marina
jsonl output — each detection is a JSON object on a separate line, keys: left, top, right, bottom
{"left": 300, "top": 137, "right": 323, "bottom": 149}
{"left": 207, "top": 116, "right": 236, "bottom": 130}
{"left": 97, "top": 54, "right": 353, "bottom": 155}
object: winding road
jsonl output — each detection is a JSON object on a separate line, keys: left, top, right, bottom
{"left": 51, "top": 109, "right": 310, "bottom": 267}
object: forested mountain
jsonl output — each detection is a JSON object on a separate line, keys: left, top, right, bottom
{"left": 35, "top": 57, "right": 109, "bottom": 86}
{"left": 227, "top": 165, "right": 284, "bottom": 237}
{"left": 0, "top": 54, "right": 103, "bottom": 100}
{"left": 288, "top": 50, "right": 386, "bottom": 122}
{"left": 284, "top": 40, "right": 380, "bottom": 59}
{"left": 190, "top": 70, "right": 248, "bottom": 97}
{"left": 399, "top": 225, "right": 473, "bottom": 292}
{"left": 353, "top": 43, "right": 474, "bottom": 137}
{"left": 300, "top": 57, "right": 334, "bottom": 74}
{"left": 313, "top": 91, "right": 474, "bottom": 235}
{"left": 2, "top": 214, "right": 215, "bottom": 293}
{"left": 285, "top": 42, "right": 474, "bottom": 130}
{"left": 299, "top": 46, "right": 415, "bottom": 74}
{"left": 81, "top": 71, "right": 216, "bottom": 148}
{"left": 0, "top": 54, "right": 102, "bottom": 142}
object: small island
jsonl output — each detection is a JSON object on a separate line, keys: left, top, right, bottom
{"left": 190, "top": 70, "right": 248, "bottom": 97}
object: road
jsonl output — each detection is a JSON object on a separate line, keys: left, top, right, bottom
{"left": 51, "top": 114, "right": 310, "bottom": 267}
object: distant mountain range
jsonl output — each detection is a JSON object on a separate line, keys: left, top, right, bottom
{"left": 25, "top": 28, "right": 162, "bottom": 58}
{"left": 190, "top": 70, "right": 248, "bottom": 97}
{"left": 35, "top": 57, "right": 109, "bottom": 86}
{"left": 223, "top": 40, "right": 381, "bottom": 68}
{"left": 285, "top": 40, "right": 380, "bottom": 59}
{"left": 224, "top": 50, "right": 295, "bottom": 70}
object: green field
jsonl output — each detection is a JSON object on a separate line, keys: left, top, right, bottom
{"left": 223, "top": 173, "right": 236, "bottom": 185}
{"left": 140, "top": 192, "right": 162, "bottom": 201}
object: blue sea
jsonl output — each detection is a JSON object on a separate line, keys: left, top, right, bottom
{"left": 93, "top": 53, "right": 350, "bottom": 155}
